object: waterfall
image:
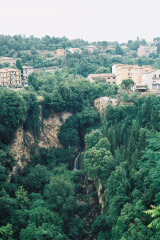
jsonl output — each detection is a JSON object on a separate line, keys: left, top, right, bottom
{"left": 73, "top": 153, "right": 80, "bottom": 170}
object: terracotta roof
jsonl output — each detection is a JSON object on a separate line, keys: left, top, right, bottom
{"left": 113, "top": 64, "right": 134, "bottom": 68}
{"left": 0, "top": 68, "right": 20, "bottom": 72}
{"left": 86, "top": 45, "right": 97, "bottom": 48}
{"left": 120, "top": 65, "right": 139, "bottom": 69}
{"left": 0, "top": 57, "right": 16, "bottom": 60}
{"left": 143, "top": 69, "right": 159, "bottom": 74}
{"left": 5, "top": 68, "right": 21, "bottom": 72}
{"left": 131, "top": 66, "right": 156, "bottom": 74}
{"left": 89, "top": 73, "right": 116, "bottom": 77}
{"left": 22, "top": 66, "right": 33, "bottom": 69}
{"left": 132, "top": 65, "right": 153, "bottom": 69}
{"left": 0, "top": 69, "right": 8, "bottom": 73}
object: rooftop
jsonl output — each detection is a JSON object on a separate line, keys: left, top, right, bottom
{"left": 0, "top": 68, "right": 21, "bottom": 73}
{"left": 89, "top": 73, "right": 116, "bottom": 77}
{"left": 120, "top": 65, "right": 139, "bottom": 69}
{"left": 0, "top": 57, "right": 16, "bottom": 60}
{"left": 144, "top": 69, "right": 159, "bottom": 74}
{"left": 86, "top": 45, "right": 97, "bottom": 48}
{"left": 5, "top": 68, "right": 21, "bottom": 72}
{"left": 22, "top": 66, "right": 33, "bottom": 69}
{"left": 69, "top": 47, "right": 81, "bottom": 50}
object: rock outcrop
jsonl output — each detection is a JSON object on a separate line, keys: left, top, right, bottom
{"left": 11, "top": 112, "right": 72, "bottom": 168}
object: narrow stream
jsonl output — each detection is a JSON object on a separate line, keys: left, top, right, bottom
{"left": 73, "top": 153, "right": 80, "bottom": 170}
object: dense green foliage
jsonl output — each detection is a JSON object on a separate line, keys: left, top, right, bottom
{"left": 0, "top": 88, "right": 40, "bottom": 144}
{"left": 0, "top": 88, "right": 27, "bottom": 144}
{"left": 121, "top": 79, "right": 134, "bottom": 90}
{"left": 0, "top": 70, "right": 106, "bottom": 239}
{"left": 83, "top": 95, "right": 160, "bottom": 239}
{"left": 0, "top": 35, "right": 88, "bottom": 53}
{"left": 1, "top": 34, "right": 160, "bottom": 239}
{"left": 145, "top": 206, "right": 160, "bottom": 230}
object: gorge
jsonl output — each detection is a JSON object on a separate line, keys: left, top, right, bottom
{"left": 0, "top": 71, "right": 160, "bottom": 240}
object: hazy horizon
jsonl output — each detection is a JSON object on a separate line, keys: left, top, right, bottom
{"left": 1, "top": 0, "right": 160, "bottom": 43}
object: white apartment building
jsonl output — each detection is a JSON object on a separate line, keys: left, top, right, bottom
{"left": 142, "top": 69, "right": 160, "bottom": 90}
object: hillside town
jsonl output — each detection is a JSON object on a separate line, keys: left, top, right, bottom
{"left": 1, "top": 34, "right": 160, "bottom": 240}
{"left": 1, "top": 0, "right": 160, "bottom": 237}
{"left": 0, "top": 37, "right": 160, "bottom": 92}
{"left": 1, "top": 61, "right": 160, "bottom": 92}
{"left": 88, "top": 63, "right": 160, "bottom": 92}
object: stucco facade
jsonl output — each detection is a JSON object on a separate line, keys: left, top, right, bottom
{"left": 131, "top": 65, "right": 155, "bottom": 84}
{"left": 55, "top": 49, "right": 66, "bottom": 56}
{"left": 68, "top": 48, "right": 82, "bottom": 53}
{"left": 112, "top": 64, "right": 139, "bottom": 85}
{"left": 88, "top": 73, "right": 116, "bottom": 84}
{"left": 142, "top": 69, "right": 160, "bottom": 90}
{"left": 112, "top": 64, "right": 156, "bottom": 86}
{"left": 137, "top": 46, "right": 157, "bottom": 57}
{"left": 0, "top": 68, "right": 22, "bottom": 86}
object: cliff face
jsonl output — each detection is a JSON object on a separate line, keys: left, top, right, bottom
{"left": 11, "top": 112, "right": 72, "bottom": 168}
{"left": 39, "top": 112, "right": 71, "bottom": 149}
{"left": 97, "top": 179, "right": 106, "bottom": 214}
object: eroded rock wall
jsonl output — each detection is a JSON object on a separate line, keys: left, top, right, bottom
{"left": 11, "top": 112, "right": 72, "bottom": 168}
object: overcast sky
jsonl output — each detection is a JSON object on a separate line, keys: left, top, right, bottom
{"left": 1, "top": 0, "right": 160, "bottom": 43}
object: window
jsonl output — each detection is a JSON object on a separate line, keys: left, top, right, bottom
{"left": 113, "top": 82, "right": 115, "bottom": 84}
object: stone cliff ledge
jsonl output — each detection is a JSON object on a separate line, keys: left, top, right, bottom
{"left": 11, "top": 112, "right": 72, "bottom": 168}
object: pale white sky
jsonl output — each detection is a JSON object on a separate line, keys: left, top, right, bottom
{"left": 1, "top": 0, "right": 160, "bottom": 43}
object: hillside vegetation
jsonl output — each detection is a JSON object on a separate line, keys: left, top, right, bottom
{"left": 0, "top": 35, "right": 160, "bottom": 239}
